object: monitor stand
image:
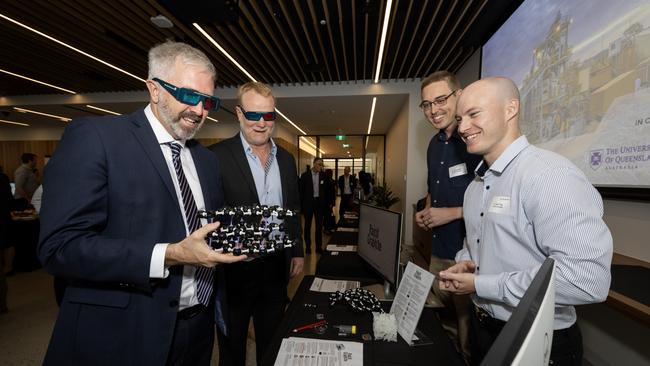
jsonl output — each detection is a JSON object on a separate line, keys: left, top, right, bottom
{"left": 362, "top": 281, "right": 395, "bottom": 301}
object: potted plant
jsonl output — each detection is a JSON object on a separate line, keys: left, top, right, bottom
{"left": 369, "top": 183, "right": 400, "bottom": 209}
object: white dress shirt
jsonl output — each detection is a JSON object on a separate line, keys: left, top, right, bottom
{"left": 145, "top": 105, "right": 207, "bottom": 310}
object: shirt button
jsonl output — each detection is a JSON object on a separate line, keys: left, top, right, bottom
{"left": 486, "top": 186, "right": 490, "bottom": 190}
{"left": 476, "top": 239, "right": 480, "bottom": 244}
{"left": 480, "top": 212, "right": 484, "bottom": 217}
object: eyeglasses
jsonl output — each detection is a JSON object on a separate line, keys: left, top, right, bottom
{"left": 419, "top": 90, "right": 458, "bottom": 111}
{"left": 153, "top": 78, "right": 221, "bottom": 111}
{"left": 238, "top": 105, "right": 276, "bottom": 122}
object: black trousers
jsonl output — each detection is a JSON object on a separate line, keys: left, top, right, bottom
{"left": 303, "top": 198, "right": 323, "bottom": 251}
{"left": 216, "top": 256, "right": 287, "bottom": 366}
{"left": 469, "top": 306, "right": 583, "bottom": 366}
{"left": 339, "top": 194, "right": 352, "bottom": 217}
{"left": 166, "top": 303, "right": 215, "bottom": 366}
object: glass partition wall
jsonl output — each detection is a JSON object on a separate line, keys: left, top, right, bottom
{"left": 298, "top": 134, "right": 385, "bottom": 191}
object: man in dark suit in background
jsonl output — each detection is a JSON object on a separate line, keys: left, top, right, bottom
{"left": 300, "top": 157, "right": 325, "bottom": 254}
{"left": 209, "top": 82, "right": 303, "bottom": 366}
{"left": 337, "top": 166, "right": 355, "bottom": 218}
{"left": 37, "top": 41, "right": 246, "bottom": 366}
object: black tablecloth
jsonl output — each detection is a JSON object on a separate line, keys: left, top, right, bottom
{"left": 261, "top": 275, "right": 463, "bottom": 366}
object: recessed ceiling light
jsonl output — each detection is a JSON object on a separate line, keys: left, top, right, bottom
{"left": 0, "top": 119, "right": 29, "bottom": 127}
{"left": 0, "top": 12, "right": 145, "bottom": 83}
{"left": 373, "top": 0, "right": 393, "bottom": 83}
{"left": 206, "top": 116, "right": 218, "bottom": 123}
{"left": 193, "top": 23, "right": 309, "bottom": 136}
{"left": 0, "top": 68, "right": 76, "bottom": 94}
{"left": 13, "top": 107, "right": 71, "bottom": 122}
{"left": 86, "top": 105, "right": 121, "bottom": 115}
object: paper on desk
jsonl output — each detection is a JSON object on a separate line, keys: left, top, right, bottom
{"left": 310, "top": 277, "right": 360, "bottom": 293}
{"left": 325, "top": 244, "right": 357, "bottom": 252}
{"left": 274, "top": 337, "right": 363, "bottom": 366}
{"left": 389, "top": 261, "right": 434, "bottom": 345}
{"left": 336, "top": 227, "right": 359, "bottom": 232}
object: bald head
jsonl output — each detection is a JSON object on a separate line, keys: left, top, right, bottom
{"left": 456, "top": 76, "right": 522, "bottom": 165}
{"left": 462, "top": 77, "right": 519, "bottom": 105}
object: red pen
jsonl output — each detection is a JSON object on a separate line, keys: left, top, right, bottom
{"left": 291, "top": 320, "right": 327, "bottom": 333}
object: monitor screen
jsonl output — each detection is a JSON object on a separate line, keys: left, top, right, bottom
{"left": 357, "top": 203, "right": 402, "bottom": 288}
{"left": 481, "top": 258, "right": 556, "bottom": 366}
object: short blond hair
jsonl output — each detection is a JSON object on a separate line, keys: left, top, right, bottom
{"left": 237, "top": 82, "right": 275, "bottom": 104}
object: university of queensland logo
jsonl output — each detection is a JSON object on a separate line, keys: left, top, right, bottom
{"left": 590, "top": 150, "right": 603, "bottom": 170}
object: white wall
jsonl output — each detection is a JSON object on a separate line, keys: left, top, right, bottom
{"left": 385, "top": 99, "right": 409, "bottom": 216}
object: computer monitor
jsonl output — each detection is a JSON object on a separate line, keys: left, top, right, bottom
{"left": 481, "top": 257, "right": 556, "bottom": 366}
{"left": 357, "top": 203, "right": 402, "bottom": 291}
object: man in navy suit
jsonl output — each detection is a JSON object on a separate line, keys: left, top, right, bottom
{"left": 299, "top": 157, "right": 326, "bottom": 254}
{"left": 37, "top": 41, "right": 246, "bottom": 366}
{"left": 209, "top": 82, "right": 303, "bottom": 366}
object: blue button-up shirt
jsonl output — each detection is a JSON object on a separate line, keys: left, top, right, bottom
{"left": 427, "top": 131, "right": 481, "bottom": 259}
{"left": 239, "top": 133, "right": 283, "bottom": 206}
{"left": 458, "top": 136, "right": 612, "bottom": 329}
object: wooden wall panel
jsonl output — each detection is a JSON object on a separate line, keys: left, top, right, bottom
{"left": 0, "top": 141, "right": 59, "bottom": 182}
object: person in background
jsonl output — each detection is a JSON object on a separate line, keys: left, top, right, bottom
{"left": 13, "top": 153, "right": 39, "bottom": 203}
{"left": 337, "top": 166, "right": 355, "bottom": 218}
{"left": 414, "top": 71, "right": 480, "bottom": 362}
{"left": 439, "top": 77, "right": 613, "bottom": 365}
{"left": 300, "top": 157, "right": 325, "bottom": 254}
{"left": 208, "top": 81, "right": 303, "bottom": 366}
{"left": 323, "top": 168, "right": 336, "bottom": 233}
{"left": 37, "top": 41, "right": 246, "bottom": 365}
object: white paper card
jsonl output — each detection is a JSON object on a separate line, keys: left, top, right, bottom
{"left": 310, "top": 277, "right": 360, "bottom": 293}
{"left": 326, "top": 245, "right": 357, "bottom": 252}
{"left": 489, "top": 196, "right": 511, "bottom": 214}
{"left": 274, "top": 337, "right": 363, "bottom": 366}
{"left": 448, "top": 163, "right": 468, "bottom": 178}
{"left": 389, "top": 261, "right": 434, "bottom": 345}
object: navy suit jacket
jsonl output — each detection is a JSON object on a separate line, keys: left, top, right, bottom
{"left": 38, "top": 109, "right": 224, "bottom": 365}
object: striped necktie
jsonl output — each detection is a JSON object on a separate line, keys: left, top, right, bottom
{"left": 167, "top": 142, "right": 214, "bottom": 306}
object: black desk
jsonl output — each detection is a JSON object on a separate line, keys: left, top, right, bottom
{"left": 262, "top": 275, "right": 463, "bottom": 366}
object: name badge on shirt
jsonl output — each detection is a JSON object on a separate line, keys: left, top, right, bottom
{"left": 489, "top": 196, "right": 510, "bottom": 214}
{"left": 448, "top": 163, "right": 468, "bottom": 178}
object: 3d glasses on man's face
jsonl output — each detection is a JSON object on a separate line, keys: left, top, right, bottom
{"left": 238, "top": 105, "right": 277, "bottom": 122}
{"left": 153, "top": 78, "right": 221, "bottom": 111}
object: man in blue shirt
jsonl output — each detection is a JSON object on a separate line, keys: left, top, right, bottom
{"left": 440, "top": 77, "right": 612, "bottom": 365}
{"left": 415, "top": 71, "right": 480, "bottom": 361}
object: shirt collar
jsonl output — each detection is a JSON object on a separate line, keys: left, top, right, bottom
{"left": 474, "top": 135, "right": 529, "bottom": 176}
{"left": 436, "top": 129, "right": 462, "bottom": 142}
{"left": 144, "top": 104, "right": 186, "bottom": 147}
{"left": 239, "top": 132, "right": 276, "bottom": 157}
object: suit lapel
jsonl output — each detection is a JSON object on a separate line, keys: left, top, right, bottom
{"left": 228, "top": 136, "right": 260, "bottom": 203}
{"left": 187, "top": 140, "right": 213, "bottom": 209}
{"left": 129, "top": 110, "right": 178, "bottom": 203}
{"left": 276, "top": 150, "right": 289, "bottom": 206}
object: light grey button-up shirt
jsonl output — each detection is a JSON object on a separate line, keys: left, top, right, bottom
{"left": 239, "top": 133, "right": 283, "bottom": 206}
{"left": 457, "top": 135, "right": 613, "bottom": 330}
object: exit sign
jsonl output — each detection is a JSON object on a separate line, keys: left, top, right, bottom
{"left": 342, "top": 143, "right": 350, "bottom": 148}
{"left": 336, "top": 135, "right": 346, "bottom": 141}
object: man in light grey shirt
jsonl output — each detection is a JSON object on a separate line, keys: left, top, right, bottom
{"left": 438, "top": 77, "right": 613, "bottom": 365}
{"left": 13, "top": 153, "right": 39, "bottom": 201}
